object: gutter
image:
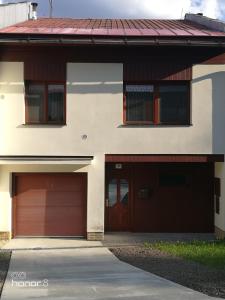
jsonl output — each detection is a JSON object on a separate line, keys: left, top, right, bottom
{"left": 0, "top": 155, "right": 94, "bottom": 161}
{"left": 0, "top": 35, "right": 224, "bottom": 47}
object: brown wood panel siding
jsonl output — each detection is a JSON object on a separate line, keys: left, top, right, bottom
{"left": 105, "top": 154, "right": 224, "bottom": 163}
{"left": 133, "top": 164, "right": 214, "bottom": 232}
{"left": 24, "top": 60, "right": 66, "bottom": 81}
{"left": 105, "top": 163, "right": 214, "bottom": 233}
{"left": 124, "top": 62, "right": 192, "bottom": 81}
{"left": 202, "top": 53, "right": 225, "bottom": 64}
{"left": 13, "top": 173, "right": 87, "bottom": 237}
{"left": 1, "top": 45, "right": 225, "bottom": 65}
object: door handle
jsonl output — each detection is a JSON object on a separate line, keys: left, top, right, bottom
{"left": 106, "top": 198, "right": 109, "bottom": 207}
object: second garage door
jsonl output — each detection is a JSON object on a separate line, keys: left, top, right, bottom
{"left": 13, "top": 173, "right": 87, "bottom": 237}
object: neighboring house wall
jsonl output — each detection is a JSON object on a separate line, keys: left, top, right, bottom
{"left": 193, "top": 64, "right": 225, "bottom": 238}
{"left": 0, "top": 2, "right": 32, "bottom": 29}
{"left": 215, "top": 163, "right": 225, "bottom": 237}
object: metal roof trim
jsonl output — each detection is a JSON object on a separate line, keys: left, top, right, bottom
{"left": 0, "top": 35, "right": 224, "bottom": 47}
{"left": 0, "top": 155, "right": 94, "bottom": 161}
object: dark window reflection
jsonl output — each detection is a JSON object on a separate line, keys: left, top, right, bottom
{"left": 48, "top": 85, "right": 64, "bottom": 122}
{"left": 108, "top": 179, "right": 117, "bottom": 207}
{"left": 120, "top": 179, "right": 129, "bottom": 205}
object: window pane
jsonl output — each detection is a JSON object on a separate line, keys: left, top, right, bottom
{"left": 120, "top": 179, "right": 129, "bottom": 205}
{"left": 48, "top": 85, "right": 64, "bottom": 122}
{"left": 126, "top": 85, "right": 154, "bottom": 122}
{"left": 26, "top": 84, "right": 45, "bottom": 123}
{"left": 159, "top": 173, "right": 187, "bottom": 187}
{"left": 159, "top": 85, "right": 188, "bottom": 123}
{"left": 108, "top": 179, "right": 117, "bottom": 207}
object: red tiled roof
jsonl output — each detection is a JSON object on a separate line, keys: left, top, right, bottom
{"left": 0, "top": 18, "right": 225, "bottom": 37}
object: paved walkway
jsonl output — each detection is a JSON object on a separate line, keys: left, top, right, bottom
{"left": 2, "top": 233, "right": 215, "bottom": 251}
{"left": 1, "top": 247, "right": 220, "bottom": 300}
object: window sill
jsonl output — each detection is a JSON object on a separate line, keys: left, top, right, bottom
{"left": 119, "top": 123, "right": 193, "bottom": 128}
{"left": 19, "top": 123, "right": 67, "bottom": 128}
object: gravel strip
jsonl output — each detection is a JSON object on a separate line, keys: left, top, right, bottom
{"left": 111, "top": 246, "right": 225, "bottom": 299}
{"left": 0, "top": 251, "right": 11, "bottom": 296}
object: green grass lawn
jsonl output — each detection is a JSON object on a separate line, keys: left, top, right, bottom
{"left": 144, "top": 240, "right": 225, "bottom": 269}
{"left": 0, "top": 251, "right": 10, "bottom": 263}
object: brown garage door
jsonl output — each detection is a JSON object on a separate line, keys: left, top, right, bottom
{"left": 13, "top": 173, "right": 87, "bottom": 237}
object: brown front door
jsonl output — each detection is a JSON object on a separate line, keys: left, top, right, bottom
{"left": 105, "top": 175, "right": 130, "bottom": 231}
{"left": 13, "top": 173, "right": 87, "bottom": 237}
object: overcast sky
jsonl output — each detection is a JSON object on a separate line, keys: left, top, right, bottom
{"left": 1, "top": 0, "right": 225, "bottom": 20}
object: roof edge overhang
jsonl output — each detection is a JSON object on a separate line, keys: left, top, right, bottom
{"left": 0, "top": 35, "right": 225, "bottom": 47}
{"left": 105, "top": 154, "right": 224, "bottom": 163}
{"left": 0, "top": 155, "right": 94, "bottom": 165}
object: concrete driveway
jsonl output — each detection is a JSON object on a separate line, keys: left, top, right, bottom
{"left": 1, "top": 247, "right": 221, "bottom": 300}
{"left": 2, "top": 238, "right": 102, "bottom": 250}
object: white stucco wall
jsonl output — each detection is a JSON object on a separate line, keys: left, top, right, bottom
{"left": 192, "top": 64, "right": 225, "bottom": 154}
{"left": 0, "top": 62, "right": 218, "bottom": 155}
{"left": 0, "top": 166, "right": 11, "bottom": 232}
{"left": 1, "top": 61, "right": 225, "bottom": 235}
{"left": 0, "top": 156, "right": 105, "bottom": 234}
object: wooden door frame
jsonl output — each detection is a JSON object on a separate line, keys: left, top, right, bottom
{"left": 105, "top": 166, "right": 133, "bottom": 232}
{"left": 12, "top": 172, "right": 87, "bottom": 238}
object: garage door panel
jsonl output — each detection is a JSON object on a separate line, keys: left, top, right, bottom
{"left": 16, "top": 192, "right": 84, "bottom": 207}
{"left": 16, "top": 205, "right": 84, "bottom": 218}
{"left": 46, "top": 191, "right": 85, "bottom": 204}
{"left": 16, "top": 224, "right": 83, "bottom": 236}
{"left": 48, "top": 177, "right": 85, "bottom": 191}
{"left": 14, "top": 173, "right": 87, "bottom": 237}
{"left": 16, "top": 175, "right": 85, "bottom": 192}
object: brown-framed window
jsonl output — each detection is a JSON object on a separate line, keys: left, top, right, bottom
{"left": 25, "top": 81, "right": 66, "bottom": 124}
{"left": 124, "top": 82, "right": 190, "bottom": 125}
{"left": 159, "top": 173, "right": 187, "bottom": 187}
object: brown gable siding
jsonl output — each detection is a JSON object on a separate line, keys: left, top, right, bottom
{"left": 105, "top": 154, "right": 224, "bottom": 163}
{"left": 1, "top": 45, "right": 225, "bottom": 65}
{"left": 124, "top": 62, "right": 192, "bottom": 81}
{"left": 24, "top": 60, "right": 66, "bottom": 81}
{"left": 1, "top": 45, "right": 225, "bottom": 85}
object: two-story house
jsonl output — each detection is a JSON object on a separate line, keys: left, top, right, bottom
{"left": 0, "top": 12, "right": 225, "bottom": 241}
